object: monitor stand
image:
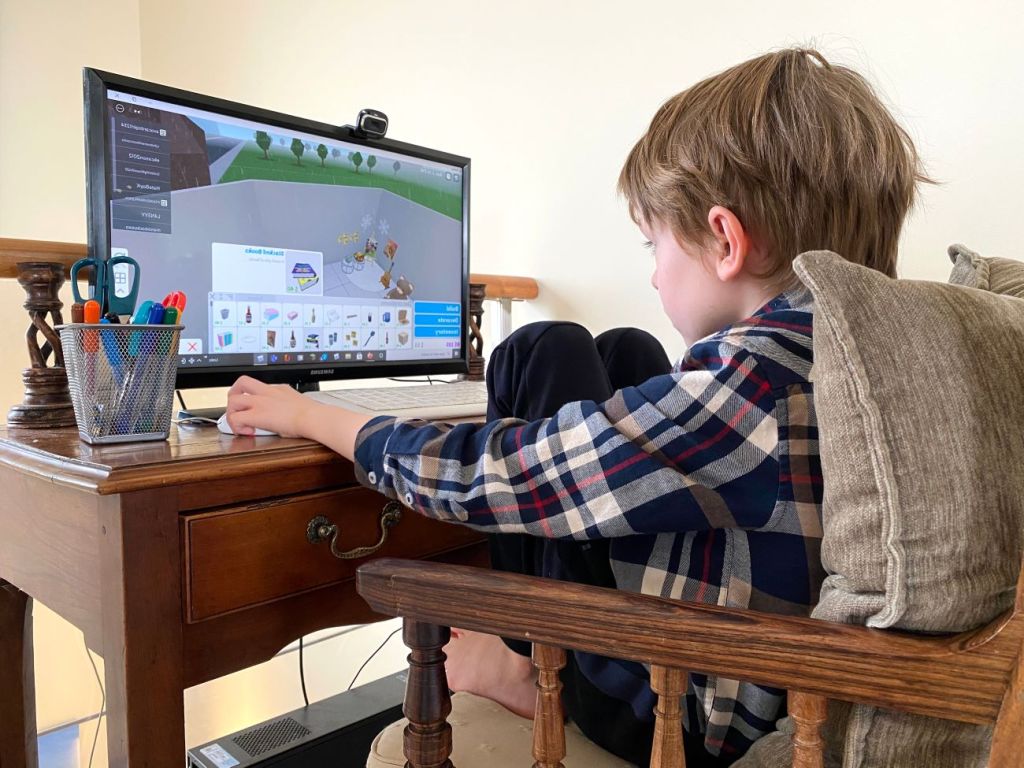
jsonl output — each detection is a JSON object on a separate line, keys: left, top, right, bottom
{"left": 176, "top": 382, "right": 319, "bottom": 422}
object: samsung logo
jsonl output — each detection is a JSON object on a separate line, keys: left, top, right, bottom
{"left": 310, "top": 368, "right": 335, "bottom": 375}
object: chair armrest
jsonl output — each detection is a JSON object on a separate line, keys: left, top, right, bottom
{"left": 357, "top": 558, "right": 1023, "bottom": 726}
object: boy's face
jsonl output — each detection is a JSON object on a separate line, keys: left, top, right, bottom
{"left": 641, "top": 218, "right": 745, "bottom": 346}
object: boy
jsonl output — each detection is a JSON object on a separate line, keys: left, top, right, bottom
{"left": 224, "top": 47, "right": 927, "bottom": 766}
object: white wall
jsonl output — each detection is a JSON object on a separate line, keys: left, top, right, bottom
{"left": 138, "top": 0, "right": 1024, "bottom": 362}
{"left": 0, "top": 0, "right": 144, "bottom": 733}
{"left": 2, "top": 0, "right": 1023, "bottom": 748}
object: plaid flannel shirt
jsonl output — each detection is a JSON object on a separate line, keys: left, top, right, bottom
{"left": 354, "top": 285, "right": 824, "bottom": 762}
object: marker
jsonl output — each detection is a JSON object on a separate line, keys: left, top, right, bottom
{"left": 131, "top": 300, "right": 154, "bottom": 325}
{"left": 162, "top": 291, "right": 186, "bottom": 321}
{"left": 71, "top": 302, "right": 85, "bottom": 324}
{"left": 158, "top": 306, "right": 178, "bottom": 354}
{"left": 83, "top": 300, "right": 101, "bottom": 353}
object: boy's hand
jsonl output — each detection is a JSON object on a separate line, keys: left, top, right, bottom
{"left": 224, "top": 375, "right": 374, "bottom": 461}
{"left": 225, "top": 375, "right": 315, "bottom": 438}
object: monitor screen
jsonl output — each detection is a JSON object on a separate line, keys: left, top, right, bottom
{"left": 83, "top": 69, "right": 470, "bottom": 389}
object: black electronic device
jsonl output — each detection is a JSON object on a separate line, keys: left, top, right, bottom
{"left": 352, "top": 108, "right": 389, "bottom": 139}
{"left": 83, "top": 68, "right": 470, "bottom": 393}
{"left": 186, "top": 671, "right": 406, "bottom": 768}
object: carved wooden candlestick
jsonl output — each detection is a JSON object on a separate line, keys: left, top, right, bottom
{"left": 6, "top": 262, "right": 76, "bottom": 428}
{"left": 465, "top": 282, "right": 486, "bottom": 381}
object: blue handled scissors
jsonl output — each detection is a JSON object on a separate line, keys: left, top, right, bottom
{"left": 71, "top": 252, "right": 141, "bottom": 318}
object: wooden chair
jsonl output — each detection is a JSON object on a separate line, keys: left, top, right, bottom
{"left": 356, "top": 556, "right": 1024, "bottom": 768}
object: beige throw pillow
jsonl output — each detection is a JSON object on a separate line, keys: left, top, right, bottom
{"left": 736, "top": 251, "right": 1024, "bottom": 768}
{"left": 948, "top": 243, "right": 1024, "bottom": 298}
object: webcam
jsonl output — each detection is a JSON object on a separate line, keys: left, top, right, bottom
{"left": 352, "top": 108, "right": 388, "bottom": 139}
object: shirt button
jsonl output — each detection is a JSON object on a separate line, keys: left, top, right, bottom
{"left": 404, "top": 492, "right": 414, "bottom": 507}
{"left": 367, "top": 471, "right": 377, "bottom": 484}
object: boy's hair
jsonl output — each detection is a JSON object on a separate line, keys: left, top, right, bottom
{"left": 618, "top": 48, "right": 931, "bottom": 278}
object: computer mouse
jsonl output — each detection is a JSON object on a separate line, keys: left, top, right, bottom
{"left": 216, "top": 413, "right": 277, "bottom": 437}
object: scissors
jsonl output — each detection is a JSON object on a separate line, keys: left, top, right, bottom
{"left": 71, "top": 252, "right": 140, "bottom": 318}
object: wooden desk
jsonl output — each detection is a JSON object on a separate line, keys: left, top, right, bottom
{"left": 0, "top": 424, "right": 487, "bottom": 767}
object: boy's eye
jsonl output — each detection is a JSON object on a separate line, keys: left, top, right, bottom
{"left": 642, "top": 240, "right": 655, "bottom": 252}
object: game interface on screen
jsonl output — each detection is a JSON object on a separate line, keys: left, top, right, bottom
{"left": 105, "top": 90, "right": 464, "bottom": 369}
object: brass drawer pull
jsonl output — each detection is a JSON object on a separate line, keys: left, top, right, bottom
{"left": 306, "top": 502, "right": 403, "bottom": 560}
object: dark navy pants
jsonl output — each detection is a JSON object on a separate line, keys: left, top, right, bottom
{"left": 484, "top": 322, "right": 730, "bottom": 768}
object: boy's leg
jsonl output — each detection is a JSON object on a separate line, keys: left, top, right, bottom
{"left": 449, "top": 322, "right": 692, "bottom": 765}
{"left": 483, "top": 320, "right": 623, "bottom": 653}
{"left": 445, "top": 322, "right": 620, "bottom": 712}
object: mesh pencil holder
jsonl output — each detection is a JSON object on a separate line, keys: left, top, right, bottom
{"left": 58, "top": 324, "right": 183, "bottom": 444}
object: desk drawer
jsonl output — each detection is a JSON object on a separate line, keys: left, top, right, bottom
{"left": 184, "top": 486, "right": 482, "bottom": 622}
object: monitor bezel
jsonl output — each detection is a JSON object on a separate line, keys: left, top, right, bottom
{"left": 83, "top": 67, "right": 471, "bottom": 390}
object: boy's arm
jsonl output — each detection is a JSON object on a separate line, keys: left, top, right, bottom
{"left": 354, "top": 347, "right": 784, "bottom": 539}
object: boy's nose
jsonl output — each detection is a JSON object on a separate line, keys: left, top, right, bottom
{"left": 650, "top": 270, "right": 658, "bottom": 290}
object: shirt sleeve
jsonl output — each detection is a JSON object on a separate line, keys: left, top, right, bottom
{"left": 353, "top": 344, "right": 780, "bottom": 539}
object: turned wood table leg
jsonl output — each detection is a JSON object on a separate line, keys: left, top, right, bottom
{"left": 532, "top": 643, "right": 566, "bottom": 768}
{"left": 0, "top": 580, "right": 38, "bottom": 768}
{"left": 402, "top": 620, "right": 453, "bottom": 768}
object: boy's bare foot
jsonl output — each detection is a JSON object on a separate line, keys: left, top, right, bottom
{"left": 443, "top": 628, "right": 538, "bottom": 719}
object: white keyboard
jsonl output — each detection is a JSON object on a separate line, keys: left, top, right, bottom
{"left": 305, "top": 380, "right": 489, "bottom": 420}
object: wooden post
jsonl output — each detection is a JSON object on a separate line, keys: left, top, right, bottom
{"left": 465, "top": 282, "right": 486, "bottom": 381}
{"left": 649, "top": 665, "right": 686, "bottom": 768}
{"left": 790, "top": 691, "right": 828, "bottom": 768}
{"left": 532, "top": 643, "right": 566, "bottom": 768}
{"left": 0, "top": 580, "right": 39, "bottom": 768}
{"left": 402, "top": 620, "right": 453, "bottom": 768}
{"left": 99, "top": 490, "right": 186, "bottom": 767}
{"left": 6, "top": 262, "right": 76, "bottom": 428}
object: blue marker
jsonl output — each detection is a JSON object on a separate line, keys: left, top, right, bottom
{"left": 128, "top": 300, "right": 155, "bottom": 358}
{"left": 131, "top": 300, "right": 155, "bottom": 325}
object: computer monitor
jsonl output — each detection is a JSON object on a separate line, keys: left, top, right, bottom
{"left": 83, "top": 68, "right": 470, "bottom": 390}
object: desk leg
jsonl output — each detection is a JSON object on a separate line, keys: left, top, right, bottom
{"left": 0, "top": 580, "right": 38, "bottom": 768}
{"left": 99, "top": 491, "right": 185, "bottom": 768}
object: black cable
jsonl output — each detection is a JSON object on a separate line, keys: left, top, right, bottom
{"left": 83, "top": 637, "right": 105, "bottom": 768}
{"left": 299, "top": 636, "right": 310, "bottom": 706}
{"left": 176, "top": 389, "right": 187, "bottom": 411}
{"left": 347, "top": 627, "right": 402, "bottom": 691}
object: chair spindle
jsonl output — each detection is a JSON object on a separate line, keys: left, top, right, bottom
{"left": 531, "top": 643, "right": 567, "bottom": 768}
{"left": 988, "top": 636, "right": 1024, "bottom": 768}
{"left": 402, "top": 620, "right": 453, "bottom": 768}
{"left": 649, "top": 665, "right": 687, "bottom": 768}
{"left": 790, "top": 691, "right": 827, "bottom": 768}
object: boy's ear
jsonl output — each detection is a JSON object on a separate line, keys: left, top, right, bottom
{"left": 707, "top": 206, "right": 749, "bottom": 281}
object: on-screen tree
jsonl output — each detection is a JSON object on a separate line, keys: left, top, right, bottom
{"left": 255, "top": 130, "right": 271, "bottom": 160}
